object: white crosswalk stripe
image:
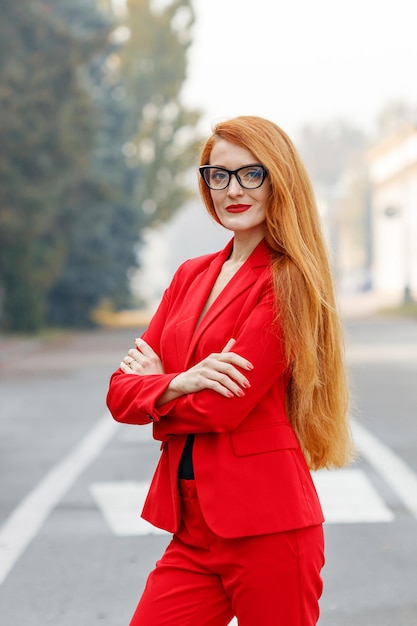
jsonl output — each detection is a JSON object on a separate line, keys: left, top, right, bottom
{"left": 312, "top": 468, "right": 394, "bottom": 523}
{"left": 90, "top": 468, "right": 394, "bottom": 626}
{"left": 89, "top": 467, "right": 394, "bottom": 537}
{"left": 90, "top": 481, "right": 166, "bottom": 536}
{"left": 89, "top": 418, "right": 417, "bottom": 626}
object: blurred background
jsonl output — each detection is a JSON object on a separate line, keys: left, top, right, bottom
{"left": 1, "top": 0, "right": 416, "bottom": 335}
{"left": 1, "top": 3, "right": 417, "bottom": 625}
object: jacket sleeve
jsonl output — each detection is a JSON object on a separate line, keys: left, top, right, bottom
{"left": 151, "top": 289, "right": 289, "bottom": 437}
{"left": 106, "top": 268, "right": 182, "bottom": 426}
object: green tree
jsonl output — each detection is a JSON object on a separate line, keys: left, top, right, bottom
{"left": 47, "top": 0, "right": 201, "bottom": 326}
{"left": 118, "top": 0, "right": 201, "bottom": 226}
{"left": 41, "top": 0, "right": 137, "bottom": 327}
{"left": 0, "top": 1, "right": 104, "bottom": 331}
{"left": 0, "top": 0, "right": 200, "bottom": 331}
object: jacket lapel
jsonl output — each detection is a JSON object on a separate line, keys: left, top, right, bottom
{"left": 183, "top": 239, "right": 271, "bottom": 366}
{"left": 174, "top": 240, "right": 233, "bottom": 366}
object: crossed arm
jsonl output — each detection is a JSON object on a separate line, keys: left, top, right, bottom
{"left": 120, "top": 336, "right": 253, "bottom": 405}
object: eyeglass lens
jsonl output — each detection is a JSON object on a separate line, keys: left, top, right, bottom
{"left": 202, "top": 165, "right": 265, "bottom": 190}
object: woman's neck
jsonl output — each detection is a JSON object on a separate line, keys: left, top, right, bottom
{"left": 228, "top": 230, "right": 265, "bottom": 265}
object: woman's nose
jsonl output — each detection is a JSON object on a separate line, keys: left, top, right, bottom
{"left": 227, "top": 174, "right": 244, "bottom": 196}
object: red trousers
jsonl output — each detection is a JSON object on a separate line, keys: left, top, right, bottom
{"left": 130, "top": 480, "right": 324, "bottom": 626}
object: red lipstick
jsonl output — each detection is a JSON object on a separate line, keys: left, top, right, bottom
{"left": 226, "top": 204, "right": 251, "bottom": 213}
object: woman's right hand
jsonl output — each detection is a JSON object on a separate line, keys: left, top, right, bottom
{"left": 158, "top": 339, "right": 253, "bottom": 406}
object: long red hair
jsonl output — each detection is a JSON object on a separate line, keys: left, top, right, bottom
{"left": 199, "top": 116, "right": 353, "bottom": 470}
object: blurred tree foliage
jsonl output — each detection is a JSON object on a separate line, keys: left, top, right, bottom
{"left": 0, "top": 0, "right": 200, "bottom": 331}
{"left": 0, "top": 1, "right": 104, "bottom": 331}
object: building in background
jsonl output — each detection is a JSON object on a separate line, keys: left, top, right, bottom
{"left": 367, "top": 124, "right": 417, "bottom": 304}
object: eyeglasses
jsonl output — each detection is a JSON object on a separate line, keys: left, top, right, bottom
{"left": 199, "top": 164, "right": 267, "bottom": 190}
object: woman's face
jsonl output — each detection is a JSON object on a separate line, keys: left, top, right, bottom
{"left": 207, "top": 139, "right": 271, "bottom": 238}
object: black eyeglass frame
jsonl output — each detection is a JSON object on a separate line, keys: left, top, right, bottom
{"left": 199, "top": 163, "right": 268, "bottom": 190}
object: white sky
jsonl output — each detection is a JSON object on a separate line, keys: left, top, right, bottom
{"left": 182, "top": 0, "right": 417, "bottom": 137}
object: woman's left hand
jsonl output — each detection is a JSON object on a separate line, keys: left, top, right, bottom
{"left": 120, "top": 338, "right": 164, "bottom": 376}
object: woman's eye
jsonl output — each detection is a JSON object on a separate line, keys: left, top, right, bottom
{"left": 212, "top": 171, "right": 227, "bottom": 182}
{"left": 245, "top": 169, "right": 262, "bottom": 180}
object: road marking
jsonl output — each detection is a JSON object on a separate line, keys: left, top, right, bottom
{"left": 352, "top": 420, "right": 417, "bottom": 519}
{"left": 312, "top": 468, "right": 394, "bottom": 523}
{"left": 90, "top": 482, "right": 167, "bottom": 536}
{"left": 2, "top": 413, "right": 417, "bottom": 589}
{"left": 0, "top": 413, "right": 120, "bottom": 586}
{"left": 116, "top": 421, "right": 417, "bottom": 519}
{"left": 90, "top": 467, "right": 394, "bottom": 536}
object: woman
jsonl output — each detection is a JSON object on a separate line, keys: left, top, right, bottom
{"left": 106, "top": 115, "right": 353, "bottom": 626}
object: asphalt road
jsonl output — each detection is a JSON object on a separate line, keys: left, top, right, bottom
{"left": 0, "top": 314, "right": 416, "bottom": 625}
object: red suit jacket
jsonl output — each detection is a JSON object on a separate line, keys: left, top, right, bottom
{"left": 106, "top": 239, "right": 324, "bottom": 537}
